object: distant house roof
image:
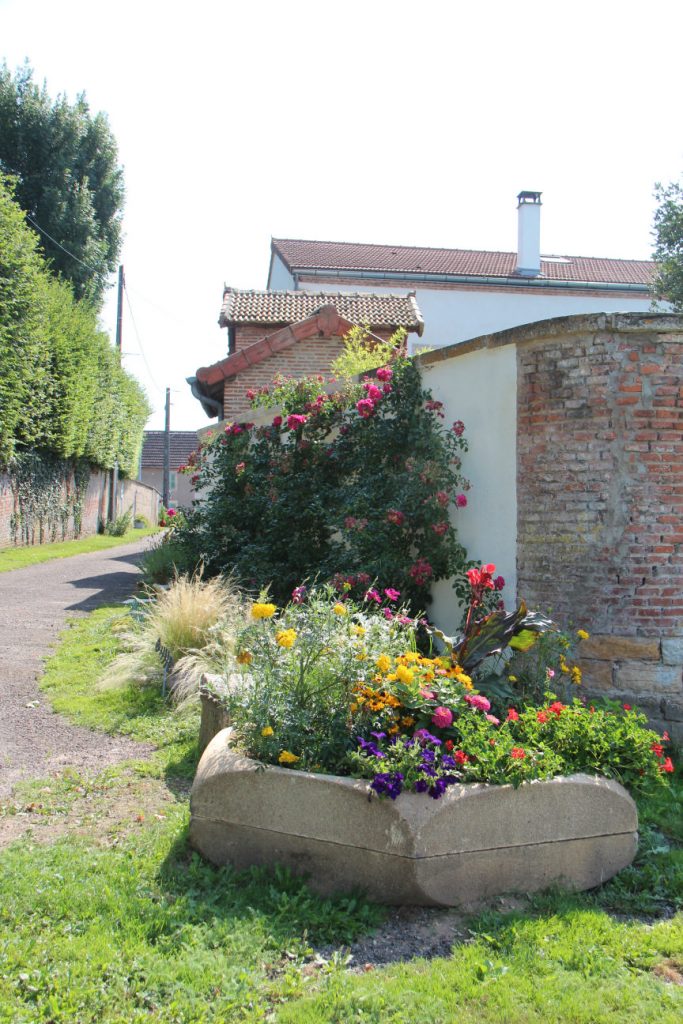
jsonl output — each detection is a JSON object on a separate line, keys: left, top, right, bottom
{"left": 219, "top": 286, "right": 424, "bottom": 334}
{"left": 271, "top": 238, "right": 654, "bottom": 288}
{"left": 141, "top": 431, "right": 198, "bottom": 469}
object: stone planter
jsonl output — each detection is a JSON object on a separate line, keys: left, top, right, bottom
{"left": 190, "top": 728, "right": 638, "bottom": 907}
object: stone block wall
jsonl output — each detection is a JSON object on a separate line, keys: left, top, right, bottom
{"left": 515, "top": 312, "right": 683, "bottom": 741}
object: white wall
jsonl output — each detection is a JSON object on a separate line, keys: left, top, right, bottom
{"left": 299, "top": 279, "right": 652, "bottom": 351}
{"left": 420, "top": 343, "right": 518, "bottom": 636}
{"left": 268, "top": 254, "right": 296, "bottom": 290}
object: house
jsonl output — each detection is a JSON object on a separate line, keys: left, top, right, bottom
{"left": 267, "top": 192, "right": 656, "bottom": 352}
{"left": 190, "top": 289, "right": 424, "bottom": 421}
{"left": 140, "top": 431, "right": 199, "bottom": 508}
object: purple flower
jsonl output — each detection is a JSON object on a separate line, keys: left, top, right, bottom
{"left": 413, "top": 729, "right": 442, "bottom": 746}
{"left": 414, "top": 779, "right": 429, "bottom": 793}
{"left": 428, "top": 779, "right": 448, "bottom": 799}
{"left": 370, "top": 731, "right": 386, "bottom": 741}
{"left": 370, "top": 772, "right": 404, "bottom": 800}
{"left": 441, "top": 755, "right": 457, "bottom": 769}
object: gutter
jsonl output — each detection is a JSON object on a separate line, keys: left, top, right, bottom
{"left": 289, "top": 268, "right": 651, "bottom": 293}
{"left": 187, "top": 376, "right": 224, "bottom": 419}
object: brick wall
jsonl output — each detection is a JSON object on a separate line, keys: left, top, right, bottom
{"left": 0, "top": 467, "right": 160, "bottom": 548}
{"left": 516, "top": 313, "right": 683, "bottom": 740}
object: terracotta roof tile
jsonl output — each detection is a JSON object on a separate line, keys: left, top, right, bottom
{"left": 219, "top": 287, "right": 423, "bottom": 331}
{"left": 141, "top": 431, "right": 198, "bottom": 468}
{"left": 272, "top": 239, "right": 654, "bottom": 288}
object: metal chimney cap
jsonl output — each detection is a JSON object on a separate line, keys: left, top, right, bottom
{"left": 517, "top": 190, "right": 542, "bottom": 205}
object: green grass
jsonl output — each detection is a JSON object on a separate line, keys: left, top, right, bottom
{"left": 0, "top": 527, "right": 160, "bottom": 573}
{"left": 0, "top": 602, "right": 680, "bottom": 1023}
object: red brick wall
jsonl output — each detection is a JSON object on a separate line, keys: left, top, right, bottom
{"left": 516, "top": 315, "right": 683, "bottom": 735}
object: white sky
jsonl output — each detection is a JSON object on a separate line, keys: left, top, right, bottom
{"left": 2, "top": 0, "right": 682, "bottom": 429}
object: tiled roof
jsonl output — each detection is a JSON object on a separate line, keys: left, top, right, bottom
{"left": 272, "top": 239, "right": 654, "bottom": 288}
{"left": 219, "top": 287, "right": 424, "bottom": 332}
{"left": 141, "top": 431, "right": 199, "bottom": 468}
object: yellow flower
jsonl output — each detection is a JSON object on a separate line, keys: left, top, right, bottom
{"left": 571, "top": 666, "right": 582, "bottom": 685}
{"left": 403, "top": 651, "right": 420, "bottom": 663}
{"left": 251, "top": 602, "right": 276, "bottom": 620}
{"left": 395, "top": 664, "right": 414, "bottom": 684}
{"left": 237, "top": 650, "right": 253, "bottom": 665}
{"left": 276, "top": 628, "right": 297, "bottom": 648}
{"left": 401, "top": 715, "right": 415, "bottom": 727}
{"left": 333, "top": 603, "right": 347, "bottom": 616}
{"left": 508, "top": 675, "right": 517, "bottom": 682}
{"left": 375, "top": 654, "right": 392, "bottom": 673}
{"left": 261, "top": 726, "right": 274, "bottom": 737}
{"left": 560, "top": 655, "right": 570, "bottom": 674}
{"left": 577, "top": 629, "right": 590, "bottom": 640}
{"left": 350, "top": 702, "right": 358, "bottom": 713}
{"left": 351, "top": 624, "right": 365, "bottom": 637}
{"left": 278, "top": 750, "right": 300, "bottom": 765}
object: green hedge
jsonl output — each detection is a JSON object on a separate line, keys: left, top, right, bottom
{"left": 0, "top": 176, "right": 149, "bottom": 476}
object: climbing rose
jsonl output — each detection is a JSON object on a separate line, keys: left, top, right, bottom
{"left": 356, "top": 398, "right": 375, "bottom": 418}
{"left": 455, "top": 494, "right": 467, "bottom": 507}
{"left": 452, "top": 420, "right": 465, "bottom": 436}
{"left": 365, "top": 384, "right": 383, "bottom": 403}
{"left": 386, "top": 509, "right": 405, "bottom": 526}
{"left": 376, "top": 366, "right": 393, "bottom": 382}
{"left": 272, "top": 415, "right": 283, "bottom": 428}
{"left": 286, "top": 414, "right": 307, "bottom": 430}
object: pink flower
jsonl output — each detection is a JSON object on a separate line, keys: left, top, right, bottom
{"left": 452, "top": 420, "right": 465, "bottom": 436}
{"left": 420, "top": 689, "right": 435, "bottom": 699}
{"left": 455, "top": 494, "right": 467, "bottom": 508}
{"left": 166, "top": 507, "right": 176, "bottom": 517}
{"left": 494, "top": 575, "right": 505, "bottom": 591}
{"left": 365, "top": 588, "right": 381, "bottom": 604}
{"left": 272, "top": 415, "right": 283, "bottom": 428}
{"left": 432, "top": 706, "right": 453, "bottom": 729}
{"left": 376, "top": 366, "right": 393, "bottom": 382}
{"left": 398, "top": 615, "right": 413, "bottom": 626}
{"left": 246, "top": 389, "right": 256, "bottom": 401}
{"left": 432, "top": 522, "right": 448, "bottom": 536}
{"left": 235, "top": 462, "right": 246, "bottom": 476}
{"left": 365, "top": 384, "right": 383, "bottom": 403}
{"left": 436, "top": 491, "right": 449, "bottom": 507}
{"left": 382, "top": 383, "right": 392, "bottom": 394}
{"left": 409, "top": 558, "right": 433, "bottom": 585}
{"left": 386, "top": 509, "right": 405, "bottom": 527}
{"left": 382, "top": 608, "right": 394, "bottom": 620}
{"left": 464, "top": 694, "right": 491, "bottom": 713}
{"left": 356, "top": 398, "right": 375, "bottom": 418}
{"left": 485, "top": 714, "right": 500, "bottom": 726}
{"left": 344, "top": 516, "right": 357, "bottom": 529}
{"left": 291, "top": 585, "right": 307, "bottom": 604}
{"left": 286, "top": 414, "right": 307, "bottom": 430}
{"left": 357, "top": 573, "right": 371, "bottom": 586}
{"left": 384, "top": 588, "right": 401, "bottom": 602}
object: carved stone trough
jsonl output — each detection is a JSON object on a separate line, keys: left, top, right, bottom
{"left": 190, "top": 728, "right": 638, "bottom": 907}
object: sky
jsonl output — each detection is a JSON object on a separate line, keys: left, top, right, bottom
{"left": 2, "top": 0, "right": 683, "bottom": 429}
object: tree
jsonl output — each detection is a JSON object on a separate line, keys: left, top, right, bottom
{"left": 0, "top": 62, "right": 124, "bottom": 306}
{"left": 652, "top": 179, "right": 683, "bottom": 310}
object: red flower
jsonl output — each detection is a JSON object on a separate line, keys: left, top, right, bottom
{"left": 455, "top": 494, "right": 467, "bottom": 508}
{"left": 286, "top": 414, "right": 308, "bottom": 430}
{"left": 510, "top": 747, "right": 526, "bottom": 760}
{"left": 623, "top": 704, "right": 632, "bottom": 711}
{"left": 663, "top": 731, "right": 671, "bottom": 742}
{"left": 272, "top": 416, "right": 283, "bottom": 428}
{"left": 386, "top": 509, "right": 405, "bottom": 526}
{"left": 431, "top": 522, "right": 449, "bottom": 536}
{"left": 548, "top": 701, "right": 565, "bottom": 716}
{"left": 444, "top": 740, "right": 454, "bottom": 752}
{"left": 409, "top": 558, "right": 433, "bottom": 586}
{"left": 454, "top": 750, "right": 469, "bottom": 765}
{"left": 506, "top": 708, "right": 519, "bottom": 721}
{"left": 356, "top": 398, "right": 375, "bottom": 418}
{"left": 651, "top": 743, "right": 665, "bottom": 758}
{"left": 436, "top": 491, "right": 449, "bottom": 507}
{"left": 537, "top": 711, "right": 549, "bottom": 724}
{"left": 494, "top": 575, "right": 505, "bottom": 591}
{"left": 452, "top": 420, "right": 465, "bottom": 436}
{"left": 376, "top": 366, "right": 393, "bottom": 382}
{"left": 659, "top": 757, "right": 675, "bottom": 774}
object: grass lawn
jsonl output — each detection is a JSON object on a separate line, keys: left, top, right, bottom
{"left": 0, "top": 605, "right": 680, "bottom": 1022}
{"left": 0, "top": 527, "right": 160, "bottom": 573}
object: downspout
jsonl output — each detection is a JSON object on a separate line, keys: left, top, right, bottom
{"left": 186, "top": 376, "right": 224, "bottom": 418}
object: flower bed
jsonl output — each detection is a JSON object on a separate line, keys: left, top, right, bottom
{"left": 190, "top": 729, "right": 639, "bottom": 906}
{"left": 189, "top": 572, "right": 674, "bottom": 904}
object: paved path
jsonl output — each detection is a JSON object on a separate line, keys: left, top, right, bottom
{"left": 0, "top": 539, "right": 155, "bottom": 799}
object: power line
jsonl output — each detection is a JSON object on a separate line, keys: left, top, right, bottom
{"left": 122, "top": 288, "right": 165, "bottom": 403}
{"left": 24, "top": 214, "right": 101, "bottom": 274}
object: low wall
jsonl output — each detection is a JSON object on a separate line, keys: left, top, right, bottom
{"left": 0, "top": 466, "right": 160, "bottom": 548}
{"left": 419, "top": 312, "right": 683, "bottom": 740}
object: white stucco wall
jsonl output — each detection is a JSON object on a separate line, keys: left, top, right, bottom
{"left": 419, "top": 343, "right": 518, "bottom": 636}
{"left": 297, "top": 279, "right": 652, "bottom": 352}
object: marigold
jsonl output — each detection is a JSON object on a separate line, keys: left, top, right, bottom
{"left": 375, "top": 655, "right": 392, "bottom": 673}
{"left": 333, "top": 603, "right": 347, "bottom": 616}
{"left": 276, "top": 628, "right": 297, "bottom": 648}
{"left": 278, "top": 750, "right": 300, "bottom": 765}
{"left": 395, "top": 664, "right": 414, "bottom": 684}
{"left": 577, "top": 629, "right": 590, "bottom": 640}
{"left": 261, "top": 726, "right": 274, "bottom": 737}
{"left": 251, "top": 602, "right": 276, "bottom": 620}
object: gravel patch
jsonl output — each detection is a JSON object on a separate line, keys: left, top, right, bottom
{"left": 0, "top": 538, "right": 155, "bottom": 799}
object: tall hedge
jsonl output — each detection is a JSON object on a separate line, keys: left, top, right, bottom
{"left": 0, "top": 176, "right": 149, "bottom": 476}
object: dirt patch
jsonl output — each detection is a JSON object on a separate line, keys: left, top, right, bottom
{"left": 0, "top": 770, "right": 190, "bottom": 849}
{"left": 652, "top": 958, "right": 683, "bottom": 985}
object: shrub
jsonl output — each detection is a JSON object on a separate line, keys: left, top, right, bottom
{"left": 139, "top": 536, "right": 194, "bottom": 585}
{"left": 104, "top": 508, "right": 133, "bottom": 536}
{"left": 176, "top": 356, "right": 472, "bottom": 612}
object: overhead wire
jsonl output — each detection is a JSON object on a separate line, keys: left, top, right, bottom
{"left": 123, "top": 283, "right": 165, "bottom": 397}
{"left": 25, "top": 214, "right": 101, "bottom": 274}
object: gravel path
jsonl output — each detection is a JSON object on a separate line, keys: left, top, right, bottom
{"left": 0, "top": 538, "right": 155, "bottom": 799}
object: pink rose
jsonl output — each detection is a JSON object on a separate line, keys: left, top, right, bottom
{"left": 272, "top": 416, "right": 283, "bottom": 428}
{"left": 365, "top": 384, "right": 382, "bottom": 403}
{"left": 356, "top": 398, "right": 375, "bottom": 418}
{"left": 455, "top": 494, "right": 467, "bottom": 508}
{"left": 286, "top": 414, "right": 307, "bottom": 430}
{"left": 431, "top": 706, "right": 453, "bottom": 729}
{"left": 376, "top": 367, "right": 393, "bottom": 382}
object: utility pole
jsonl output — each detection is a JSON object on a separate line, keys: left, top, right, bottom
{"left": 163, "top": 387, "right": 171, "bottom": 508}
{"left": 108, "top": 265, "right": 125, "bottom": 523}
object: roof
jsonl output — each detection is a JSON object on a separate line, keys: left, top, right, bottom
{"left": 198, "top": 305, "right": 379, "bottom": 391}
{"left": 271, "top": 238, "right": 655, "bottom": 288}
{"left": 141, "top": 431, "right": 198, "bottom": 468}
{"left": 219, "top": 286, "right": 424, "bottom": 333}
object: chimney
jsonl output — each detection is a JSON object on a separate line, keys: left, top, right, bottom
{"left": 516, "top": 190, "right": 542, "bottom": 277}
